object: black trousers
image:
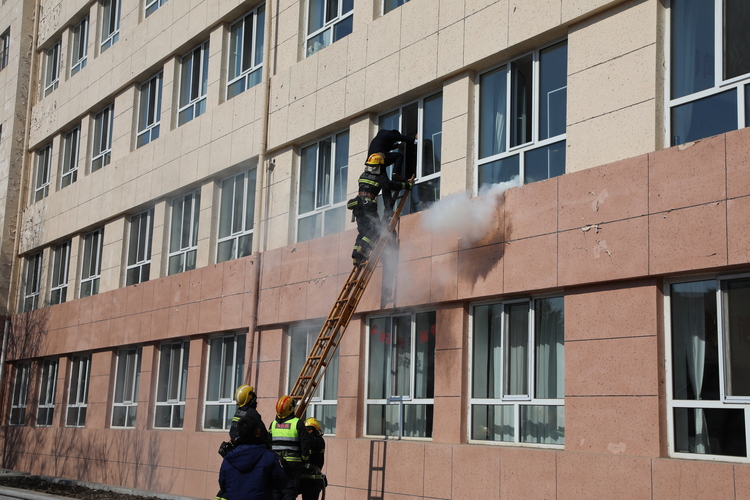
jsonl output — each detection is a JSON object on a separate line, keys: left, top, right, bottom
{"left": 353, "top": 202, "right": 380, "bottom": 258}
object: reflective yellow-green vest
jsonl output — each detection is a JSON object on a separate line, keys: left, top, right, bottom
{"left": 270, "top": 418, "right": 302, "bottom": 462}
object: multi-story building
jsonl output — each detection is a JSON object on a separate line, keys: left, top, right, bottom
{"left": 0, "top": 0, "right": 748, "bottom": 498}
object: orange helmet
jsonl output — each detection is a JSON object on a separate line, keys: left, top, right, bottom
{"left": 276, "top": 395, "right": 295, "bottom": 418}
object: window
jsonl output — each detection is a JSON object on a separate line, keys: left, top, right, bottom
{"left": 0, "top": 29, "right": 9, "bottom": 70}
{"left": 306, "top": 0, "right": 353, "bottom": 56}
{"left": 379, "top": 93, "right": 443, "bottom": 214}
{"left": 80, "top": 228, "right": 103, "bottom": 298}
{"left": 227, "top": 5, "right": 265, "bottom": 100}
{"left": 43, "top": 41, "right": 60, "bottom": 97}
{"left": 61, "top": 127, "right": 80, "bottom": 188}
{"left": 70, "top": 17, "right": 88, "bottom": 76}
{"left": 668, "top": 0, "right": 750, "bottom": 145}
{"left": 470, "top": 297, "right": 565, "bottom": 445}
{"left": 667, "top": 275, "right": 750, "bottom": 460}
{"left": 383, "top": 0, "right": 409, "bottom": 14}
{"left": 288, "top": 323, "right": 339, "bottom": 434}
{"left": 154, "top": 340, "right": 189, "bottom": 429}
{"left": 297, "top": 131, "right": 348, "bottom": 242}
{"left": 178, "top": 42, "right": 208, "bottom": 126}
{"left": 50, "top": 241, "right": 70, "bottom": 305}
{"left": 145, "top": 0, "right": 167, "bottom": 17}
{"left": 22, "top": 252, "right": 42, "bottom": 312}
{"left": 217, "top": 169, "right": 256, "bottom": 263}
{"left": 112, "top": 347, "right": 141, "bottom": 428}
{"left": 126, "top": 209, "right": 153, "bottom": 286}
{"left": 204, "top": 333, "right": 245, "bottom": 430}
{"left": 37, "top": 359, "right": 58, "bottom": 427}
{"left": 91, "top": 105, "right": 113, "bottom": 172}
{"left": 168, "top": 190, "right": 200, "bottom": 275}
{"left": 477, "top": 41, "right": 567, "bottom": 191}
{"left": 100, "top": 0, "right": 120, "bottom": 52}
{"left": 66, "top": 354, "right": 90, "bottom": 427}
{"left": 34, "top": 144, "right": 52, "bottom": 202}
{"left": 10, "top": 363, "right": 30, "bottom": 425}
{"left": 137, "top": 73, "right": 162, "bottom": 148}
{"left": 366, "top": 311, "right": 435, "bottom": 438}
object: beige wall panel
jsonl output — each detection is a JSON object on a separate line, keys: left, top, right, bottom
{"left": 286, "top": 93, "right": 316, "bottom": 141}
{"left": 463, "top": 0, "right": 508, "bottom": 67}
{"left": 99, "top": 216, "right": 125, "bottom": 293}
{"left": 274, "top": 1, "right": 301, "bottom": 49}
{"left": 344, "top": 68, "right": 365, "bottom": 117}
{"left": 400, "top": 0, "right": 439, "bottom": 48}
{"left": 269, "top": 70, "right": 291, "bottom": 113}
{"left": 437, "top": 19, "right": 465, "bottom": 77}
{"left": 363, "top": 52, "right": 399, "bottom": 109}
{"left": 264, "top": 212, "right": 292, "bottom": 251}
{"left": 267, "top": 106, "right": 289, "bottom": 147}
{"left": 366, "top": 7, "right": 402, "bottom": 66}
{"left": 439, "top": 0, "right": 465, "bottom": 29}
{"left": 562, "top": 0, "right": 629, "bottom": 24}
{"left": 508, "top": 0, "right": 561, "bottom": 47}
{"left": 398, "top": 33, "right": 438, "bottom": 94}
{"left": 316, "top": 36, "right": 348, "bottom": 90}
{"left": 314, "top": 78, "right": 347, "bottom": 131}
{"left": 344, "top": 26, "right": 367, "bottom": 75}
{"left": 288, "top": 51, "right": 319, "bottom": 102}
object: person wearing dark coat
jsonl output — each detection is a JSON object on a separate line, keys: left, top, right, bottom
{"left": 367, "top": 129, "right": 414, "bottom": 179}
{"left": 299, "top": 418, "right": 326, "bottom": 500}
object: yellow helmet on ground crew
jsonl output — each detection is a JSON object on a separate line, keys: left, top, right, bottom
{"left": 234, "top": 385, "right": 256, "bottom": 407}
{"left": 304, "top": 417, "right": 321, "bottom": 434}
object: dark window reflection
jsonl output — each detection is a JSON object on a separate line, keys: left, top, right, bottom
{"left": 671, "top": 89, "right": 737, "bottom": 145}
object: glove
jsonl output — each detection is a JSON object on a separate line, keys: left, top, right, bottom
{"left": 407, "top": 181, "right": 414, "bottom": 190}
{"left": 218, "top": 441, "right": 234, "bottom": 457}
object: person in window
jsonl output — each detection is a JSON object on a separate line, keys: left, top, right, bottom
{"left": 269, "top": 396, "right": 311, "bottom": 500}
{"left": 217, "top": 414, "right": 286, "bottom": 500}
{"left": 368, "top": 129, "right": 415, "bottom": 181}
{"left": 299, "top": 417, "right": 326, "bottom": 500}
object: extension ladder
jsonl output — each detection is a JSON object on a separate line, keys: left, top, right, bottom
{"left": 291, "top": 184, "right": 413, "bottom": 417}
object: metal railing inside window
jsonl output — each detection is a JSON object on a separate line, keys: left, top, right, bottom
{"left": 178, "top": 42, "right": 209, "bottom": 126}
{"left": 227, "top": 5, "right": 265, "bottom": 100}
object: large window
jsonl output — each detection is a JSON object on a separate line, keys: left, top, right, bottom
{"left": 0, "top": 29, "right": 9, "bottom": 70}
{"left": 379, "top": 93, "right": 442, "bottom": 214}
{"left": 80, "top": 228, "right": 103, "bottom": 298}
{"left": 477, "top": 41, "right": 567, "bottom": 191}
{"left": 34, "top": 144, "right": 52, "bottom": 202}
{"left": 306, "top": 0, "right": 353, "bottom": 57}
{"left": 227, "top": 5, "right": 265, "bottom": 100}
{"left": 37, "top": 358, "right": 58, "bottom": 427}
{"left": 217, "top": 170, "right": 256, "bottom": 263}
{"left": 43, "top": 41, "right": 60, "bottom": 97}
{"left": 168, "top": 190, "right": 200, "bottom": 275}
{"left": 126, "top": 209, "right": 153, "bottom": 286}
{"left": 297, "top": 131, "right": 348, "bottom": 242}
{"left": 288, "top": 323, "right": 339, "bottom": 434}
{"left": 204, "top": 333, "right": 245, "bottom": 430}
{"left": 145, "top": 0, "right": 167, "bottom": 17}
{"left": 112, "top": 347, "right": 141, "bottom": 428}
{"left": 366, "top": 311, "right": 435, "bottom": 438}
{"left": 383, "top": 0, "right": 408, "bottom": 14}
{"left": 100, "top": 0, "right": 120, "bottom": 52}
{"left": 667, "top": 275, "right": 750, "bottom": 461}
{"left": 178, "top": 42, "right": 209, "bottom": 126}
{"left": 154, "top": 340, "right": 189, "bottom": 429}
{"left": 50, "top": 241, "right": 70, "bottom": 305}
{"left": 91, "top": 105, "right": 113, "bottom": 172}
{"left": 137, "top": 73, "right": 162, "bottom": 148}
{"left": 66, "top": 354, "right": 90, "bottom": 427}
{"left": 10, "top": 363, "right": 30, "bottom": 425}
{"left": 470, "top": 297, "right": 565, "bottom": 446}
{"left": 22, "top": 252, "right": 42, "bottom": 312}
{"left": 61, "top": 127, "right": 80, "bottom": 188}
{"left": 70, "top": 17, "right": 88, "bottom": 76}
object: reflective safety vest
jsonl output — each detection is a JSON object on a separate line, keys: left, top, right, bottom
{"left": 270, "top": 417, "right": 302, "bottom": 462}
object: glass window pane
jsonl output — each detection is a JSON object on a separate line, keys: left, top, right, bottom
{"left": 368, "top": 318, "right": 389, "bottom": 399}
{"left": 673, "top": 407, "right": 746, "bottom": 456}
{"left": 511, "top": 54, "right": 533, "bottom": 147}
{"left": 520, "top": 405, "right": 564, "bottom": 444}
{"left": 219, "top": 177, "right": 235, "bottom": 239}
{"left": 333, "top": 131, "right": 349, "bottom": 203}
{"left": 313, "top": 405, "right": 337, "bottom": 435}
{"left": 403, "top": 404, "right": 432, "bottom": 437}
{"left": 671, "top": 0, "right": 714, "bottom": 99}
{"left": 333, "top": 15, "right": 353, "bottom": 42}
{"left": 478, "top": 155, "right": 519, "bottom": 191}
{"left": 534, "top": 297, "right": 564, "bottom": 399}
{"left": 471, "top": 404, "right": 514, "bottom": 442}
{"left": 298, "top": 213, "right": 322, "bottom": 242}
{"left": 504, "top": 303, "right": 529, "bottom": 397}
{"left": 472, "top": 304, "right": 502, "bottom": 399}
{"left": 392, "top": 316, "right": 412, "bottom": 397}
{"left": 308, "top": 0, "right": 324, "bottom": 33}
{"left": 204, "top": 404, "right": 223, "bottom": 429}
{"left": 539, "top": 41, "right": 567, "bottom": 140}
{"left": 242, "top": 15, "right": 254, "bottom": 73}
{"left": 316, "top": 139, "right": 332, "bottom": 208}
{"left": 479, "top": 66, "right": 508, "bottom": 158}
{"left": 323, "top": 206, "right": 344, "bottom": 236}
{"left": 255, "top": 7, "right": 265, "bottom": 69}
{"left": 414, "top": 312, "right": 435, "bottom": 399}
{"left": 422, "top": 94, "right": 442, "bottom": 176}
{"left": 723, "top": 279, "right": 750, "bottom": 397}
{"left": 229, "top": 23, "right": 243, "bottom": 80}
{"left": 299, "top": 145, "right": 317, "bottom": 214}
{"left": 671, "top": 89, "right": 738, "bottom": 146}
{"left": 524, "top": 140, "right": 565, "bottom": 184}
{"left": 724, "top": 0, "right": 750, "bottom": 80}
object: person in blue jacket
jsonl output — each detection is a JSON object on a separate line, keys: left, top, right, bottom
{"left": 217, "top": 414, "right": 287, "bottom": 500}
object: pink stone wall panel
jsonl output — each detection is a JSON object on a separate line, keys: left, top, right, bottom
{"left": 432, "top": 396, "right": 462, "bottom": 444}
{"left": 200, "top": 264, "right": 223, "bottom": 301}
{"left": 150, "top": 308, "right": 169, "bottom": 340}
{"left": 336, "top": 228, "right": 359, "bottom": 275}
{"left": 198, "top": 298, "right": 222, "bottom": 333}
{"left": 500, "top": 448, "right": 557, "bottom": 500}
{"left": 323, "top": 436, "right": 348, "bottom": 485}
{"left": 726, "top": 127, "right": 750, "bottom": 199}
{"left": 430, "top": 252, "right": 458, "bottom": 302}
{"left": 219, "top": 294, "right": 245, "bottom": 330}
{"left": 151, "top": 278, "right": 171, "bottom": 311}
{"left": 735, "top": 464, "right": 750, "bottom": 500}
{"left": 333, "top": 397, "right": 358, "bottom": 439}
{"left": 558, "top": 216, "right": 649, "bottom": 286}
{"left": 505, "top": 176, "right": 558, "bottom": 241}
{"left": 503, "top": 233, "right": 557, "bottom": 293}
{"left": 395, "top": 258, "right": 432, "bottom": 307}
{"left": 126, "top": 284, "right": 144, "bottom": 316}
{"left": 423, "top": 443, "right": 453, "bottom": 499}
{"left": 345, "top": 439, "right": 373, "bottom": 490}
{"left": 187, "top": 267, "right": 203, "bottom": 303}
{"left": 280, "top": 241, "right": 309, "bottom": 286}
{"left": 109, "top": 316, "right": 126, "bottom": 346}
{"left": 649, "top": 202, "right": 727, "bottom": 275}
{"left": 649, "top": 135, "right": 726, "bottom": 213}
{"left": 338, "top": 317, "right": 361, "bottom": 357}
{"left": 727, "top": 196, "right": 750, "bottom": 265}
{"left": 382, "top": 441, "right": 425, "bottom": 498}
{"left": 451, "top": 445, "right": 500, "bottom": 499}
{"left": 305, "top": 275, "right": 340, "bottom": 318}
{"left": 169, "top": 270, "right": 190, "bottom": 307}
{"left": 167, "top": 305, "right": 188, "bottom": 337}
{"left": 457, "top": 244, "right": 503, "bottom": 299}
{"left": 140, "top": 281, "right": 156, "bottom": 312}
{"left": 90, "top": 293, "right": 111, "bottom": 323}
{"left": 398, "top": 212, "right": 432, "bottom": 262}
{"left": 182, "top": 469, "right": 207, "bottom": 500}
{"left": 257, "top": 287, "right": 280, "bottom": 325}
{"left": 434, "top": 349, "right": 462, "bottom": 397}
{"left": 336, "top": 354, "right": 361, "bottom": 398}
{"left": 277, "top": 283, "right": 308, "bottom": 322}
{"left": 435, "top": 303, "right": 465, "bottom": 350}
{"left": 307, "top": 233, "right": 341, "bottom": 279}
{"left": 565, "top": 396, "right": 660, "bottom": 457}
{"left": 221, "top": 258, "right": 247, "bottom": 296}
{"left": 79, "top": 296, "right": 94, "bottom": 324}
{"left": 652, "top": 458, "right": 735, "bottom": 500}
{"left": 557, "top": 452, "right": 652, "bottom": 500}
{"left": 260, "top": 248, "right": 282, "bottom": 289}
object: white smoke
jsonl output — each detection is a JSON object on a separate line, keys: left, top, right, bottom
{"left": 422, "top": 176, "right": 520, "bottom": 243}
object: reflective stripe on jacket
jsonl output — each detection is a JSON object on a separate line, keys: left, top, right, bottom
{"left": 270, "top": 418, "right": 303, "bottom": 462}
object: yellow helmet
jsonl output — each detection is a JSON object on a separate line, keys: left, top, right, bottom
{"left": 276, "top": 395, "right": 295, "bottom": 418}
{"left": 365, "top": 153, "right": 385, "bottom": 166}
{"left": 304, "top": 417, "right": 322, "bottom": 434}
{"left": 235, "top": 385, "right": 256, "bottom": 407}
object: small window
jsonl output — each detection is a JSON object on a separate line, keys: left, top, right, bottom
{"left": 366, "top": 311, "right": 435, "bottom": 438}
{"left": 126, "top": 209, "right": 153, "bottom": 286}
{"left": 204, "top": 333, "right": 245, "bottom": 430}
{"left": 70, "top": 17, "right": 88, "bottom": 76}
{"left": 383, "top": 0, "right": 409, "bottom": 14}
{"left": 100, "top": 0, "right": 121, "bottom": 52}
{"left": 306, "top": 0, "right": 353, "bottom": 56}
{"left": 43, "top": 41, "right": 60, "bottom": 97}
{"left": 37, "top": 359, "right": 59, "bottom": 427}
{"left": 297, "top": 131, "right": 348, "bottom": 242}
{"left": 10, "top": 363, "right": 30, "bottom": 425}
{"left": 168, "top": 190, "right": 200, "bottom": 275}
{"left": 227, "top": 5, "right": 265, "bottom": 100}
{"left": 50, "top": 241, "right": 70, "bottom": 305}
{"left": 22, "top": 252, "right": 42, "bottom": 312}
{"left": 288, "top": 323, "right": 339, "bottom": 434}
{"left": 154, "top": 340, "right": 189, "bottom": 429}
{"left": 61, "top": 127, "right": 80, "bottom": 188}
{"left": 34, "top": 144, "right": 52, "bottom": 202}
{"left": 137, "top": 73, "right": 162, "bottom": 148}
{"left": 66, "top": 354, "right": 90, "bottom": 427}
{"left": 216, "top": 169, "right": 256, "bottom": 263}
{"left": 80, "top": 228, "right": 103, "bottom": 298}
{"left": 92, "top": 105, "right": 113, "bottom": 172}
{"left": 112, "top": 347, "right": 141, "bottom": 428}
{"left": 145, "top": 0, "right": 167, "bottom": 17}
{"left": 0, "top": 29, "right": 10, "bottom": 70}
{"left": 178, "top": 42, "right": 209, "bottom": 126}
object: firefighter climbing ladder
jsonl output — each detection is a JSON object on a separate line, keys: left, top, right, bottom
{"left": 291, "top": 183, "right": 413, "bottom": 418}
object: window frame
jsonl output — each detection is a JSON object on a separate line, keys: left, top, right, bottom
{"left": 226, "top": 4, "right": 265, "bottom": 100}
{"left": 382, "top": 0, "right": 409, "bottom": 15}
{"left": 50, "top": 240, "right": 71, "bottom": 305}
{"left": 37, "top": 358, "right": 59, "bottom": 427}
{"left": 216, "top": 169, "right": 256, "bottom": 263}
{"left": 305, "top": 0, "right": 353, "bottom": 57}
{"left": 111, "top": 347, "right": 142, "bottom": 428}
{"left": 100, "top": 0, "right": 121, "bottom": 52}
{"left": 154, "top": 340, "right": 189, "bottom": 429}
{"left": 80, "top": 228, "right": 103, "bottom": 298}
{"left": 43, "top": 41, "right": 61, "bottom": 97}
{"left": 145, "top": 0, "right": 167, "bottom": 17}
{"left": 70, "top": 16, "right": 88, "bottom": 76}
{"left": 0, "top": 29, "right": 10, "bottom": 70}
{"left": 91, "top": 105, "right": 113, "bottom": 172}
{"left": 22, "top": 252, "right": 42, "bottom": 312}
{"left": 61, "top": 126, "right": 80, "bottom": 189}
{"left": 10, "top": 362, "right": 30, "bottom": 426}
{"left": 125, "top": 209, "right": 154, "bottom": 286}
{"left": 66, "top": 354, "right": 90, "bottom": 427}
{"left": 136, "top": 72, "right": 163, "bottom": 148}
{"left": 178, "top": 42, "right": 209, "bottom": 126}
{"left": 168, "top": 190, "right": 200, "bottom": 276}
{"left": 34, "top": 144, "right": 52, "bottom": 202}
{"left": 203, "top": 332, "right": 246, "bottom": 431}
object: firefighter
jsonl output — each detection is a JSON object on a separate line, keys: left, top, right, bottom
{"left": 229, "top": 385, "right": 269, "bottom": 444}
{"left": 348, "top": 153, "right": 412, "bottom": 266}
{"left": 269, "top": 396, "right": 310, "bottom": 500}
{"left": 299, "top": 418, "right": 326, "bottom": 500}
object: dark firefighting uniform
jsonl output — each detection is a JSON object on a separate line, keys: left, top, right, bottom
{"left": 230, "top": 404, "right": 270, "bottom": 444}
{"left": 299, "top": 431, "right": 326, "bottom": 500}
{"left": 269, "top": 415, "right": 311, "bottom": 500}
{"left": 368, "top": 129, "right": 413, "bottom": 178}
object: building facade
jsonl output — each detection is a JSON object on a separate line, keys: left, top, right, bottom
{"left": 0, "top": 0, "right": 749, "bottom": 498}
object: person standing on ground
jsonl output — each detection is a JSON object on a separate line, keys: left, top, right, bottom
{"left": 299, "top": 418, "right": 326, "bottom": 500}
{"left": 269, "top": 396, "right": 310, "bottom": 500}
